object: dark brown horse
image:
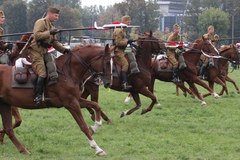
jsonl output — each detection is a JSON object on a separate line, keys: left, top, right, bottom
{"left": 82, "top": 32, "right": 161, "bottom": 118}
{"left": 150, "top": 37, "right": 221, "bottom": 105}
{"left": 0, "top": 44, "right": 112, "bottom": 156}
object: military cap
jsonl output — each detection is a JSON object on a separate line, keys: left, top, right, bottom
{"left": 121, "top": 15, "right": 131, "bottom": 23}
{"left": 0, "top": 10, "right": 5, "bottom": 17}
{"left": 47, "top": 7, "right": 60, "bottom": 14}
{"left": 173, "top": 23, "right": 180, "bottom": 30}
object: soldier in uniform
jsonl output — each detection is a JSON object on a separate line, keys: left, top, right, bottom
{"left": 200, "top": 25, "right": 219, "bottom": 79}
{"left": 113, "top": 15, "right": 134, "bottom": 90}
{"left": 0, "top": 10, "right": 12, "bottom": 64}
{"left": 28, "top": 7, "right": 70, "bottom": 104}
{"left": 166, "top": 24, "right": 186, "bottom": 83}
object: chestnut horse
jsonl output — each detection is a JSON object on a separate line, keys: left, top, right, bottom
{"left": 150, "top": 37, "right": 220, "bottom": 105}
{"left": 199, "top": 44, "right": 240, "bottom": 97}
{"left": 0, "top": 44, "right": 112, "bottom": 155}
{"left": 0, "top": 35, "right": 112, "bottom": 143}
{"left": 83, "top": 32, "right": 161, "bottom": 118}
{"left": 176, "top": 44, "right": 240, "bottom": 97}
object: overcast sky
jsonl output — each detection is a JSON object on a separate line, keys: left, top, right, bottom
{"left": 81, "top": 0, "right": 124, "bottom": 7}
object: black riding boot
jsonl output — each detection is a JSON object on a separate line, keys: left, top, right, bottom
{"left": 121, "top": 71, "right": 132, "bottom": 91}
{"left": 34, "top": 76, "right": 45, "bottom": 105}
{"left": 172, "top": 68, "right": 180, "bottom": 83}
{"left": 199, "top": 65, "right": 207, "bottom": 80}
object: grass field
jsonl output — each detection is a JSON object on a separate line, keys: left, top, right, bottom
{"left": 1, "top": 71, "right": 240, "bottom": 160}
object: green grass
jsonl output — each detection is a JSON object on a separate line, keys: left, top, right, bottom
{"left": 1, "top": 71, "right": 240, "bottom": 160}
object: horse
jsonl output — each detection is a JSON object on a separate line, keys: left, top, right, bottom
{"left": 0, "top": 34, "right": 113, "bottom": 143}
{"left": 0, "top": 44, "right": 112, "bottom": 156}
{"left": 82, "top": 32, "right": 161, "bottom": 118}
{"left": 148, "top": 36, "right": 221, "bottom": 105}
{"left": 198, "top": 44, "right": 240, "bottom": 97}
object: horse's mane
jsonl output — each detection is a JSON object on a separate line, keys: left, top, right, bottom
{"left": 219, "top": 45, "right": 232, "bottom": 52}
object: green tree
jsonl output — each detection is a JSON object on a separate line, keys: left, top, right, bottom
{"left": 28, "top": 0, "right": 49, "bottom": 30}
{"left": 114, "top": 0, "right": 159, "bottom": 33}
{"left": 3, "top": 0, "right": 27, "bottom": 40}
{"left": 198, "top": 7, "right": 230, "bottom": 37}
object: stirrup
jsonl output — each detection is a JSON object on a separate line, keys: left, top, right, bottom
{"left": 34, "top": 95, "right": 42, "bottom": 105}
{"left": 48, "top": 78, "right": 58, "bottom": 86}
{"left": 122, "top": 83, "right": 132, "bottom": 91}
{"left": 172, "top": 77, "right": 181, "bottom": 83}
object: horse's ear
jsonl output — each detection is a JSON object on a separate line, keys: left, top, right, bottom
{"left": 104, "top": 44, "right": 109, "bottom": 53}
{"left": 149, "top": 30, "right": 152, "bottom": 37}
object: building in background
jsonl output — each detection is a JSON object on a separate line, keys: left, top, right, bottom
{"left": 156, "top": 0, "right": 189, "bottom": 32}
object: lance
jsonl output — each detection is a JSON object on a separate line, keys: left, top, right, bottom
{"left": 0, "top": 26, "right": 108, "bottom": 38}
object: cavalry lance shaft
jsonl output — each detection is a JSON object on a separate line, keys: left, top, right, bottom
{"left": 0, "top": 27, "right": 104, "bottom": 38}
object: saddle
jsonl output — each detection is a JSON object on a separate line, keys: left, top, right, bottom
{"left": 11, "top": 57, "right": 36, "bottom": 88}
{"left": 155, "top": 56, "right": 173, "bottom": 71}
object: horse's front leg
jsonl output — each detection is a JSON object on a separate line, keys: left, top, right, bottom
{"left": 192, "top": 76, "right": 220, "bottom": 98}
{"left": 225, "top": 75, "right": 240, "bottom": 94}
{"left": 0, "top": 106, "right": 22, "bottom": 144}
{"left": 79, "top": 97, "right": 102, "bottom": 134}
{"left": 120, "top": 92, "right": 141, "bottom": 118}
{"left": 0, "top": 104, "right": 30, "bottom": 154}
{"left": 65, "top": 99, "right": 106, "bottom": 156}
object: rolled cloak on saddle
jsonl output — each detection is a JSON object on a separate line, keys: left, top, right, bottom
{"left": 125, "top": 45, "right": 140, "bottom": 74}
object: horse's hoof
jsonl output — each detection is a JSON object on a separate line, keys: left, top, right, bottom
{"left": 20, "top": 148, "right": 31, "bottom": 155}
{"left": 155, "top": 102, "right": 161, "bottom": 107}
{"left": 96, "top": 150, "right": 107, "bottom": 156}
{"left": 141, "top": 109, "right": 148, "bottom": 115}
{"left": 120, "top": 112, "right": 125, "bottom": 118}
{"left": 107, "top": 120, "right": 113, "bottom": 125}
{"left": 237, "top": 91, "right": 240, "bottom": 94}
{"left": 0, "top": 133, "right": 5, "bottom": 144}
{"left": 183, "top": 92, "right": 187, "bottom": 97}
{"left": 201, "top": 101, "right": 207, "bottom": 106}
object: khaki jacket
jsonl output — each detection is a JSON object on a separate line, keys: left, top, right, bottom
{"left": 167, "top": 32, "right": 182, "bottom": 51}
{"left": 30, "top": 18, "right": 65, "bottom": 54}
{"left": 0, "top": 27, "right": 7, "bottom": 51}
{"left": 203, "top": 33, "right": 219, "bottom": 46}
{"left": 113, "top": 28, "right": 128, "bottom": 52}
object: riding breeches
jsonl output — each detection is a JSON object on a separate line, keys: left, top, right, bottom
{"left": 114, "top": 50, "right": 129, "bottom": 72}
{"left": 200, "top": 54, "right": 209, "bottom": 66}
{"left": 28, "top": 48, "right": 47, "bottom": 78}
{"left": 167, "top": 49, "right": 178, "bottom": 68}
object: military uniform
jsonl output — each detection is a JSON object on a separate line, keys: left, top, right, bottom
{"left": 28, "top": 7, "right": 69, "bottom": 104}
{"left": 113, "top": 27, "right": 129, "bottom": 72}
{"left": 29, "top": 17, "right": 66, "bottom": 78}
{"left": 166, "top": 32, "right": 182, "bottom": 68}
{"left": 199, "top": 26, "right": 219, "bottom": 79}
{"left": 113, "top": 15, "right": 132, "bottom": 90}
{"left": 166, "top": 24, "right": 187, "bottom": 82}
{"left": 0, "top": 10, "right": 10, "bottom": 64}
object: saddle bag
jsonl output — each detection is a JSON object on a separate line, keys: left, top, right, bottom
{"left": 14, "top": 67, "right": 28, "bottom": 84}
{"left": 158, "top": 58, "right": 168, "bottom": 69}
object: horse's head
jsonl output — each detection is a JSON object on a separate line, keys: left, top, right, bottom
{"left": 219, "top": 44, "right": 240, "bottom": 62}
{"left": 193, "top": 36, "right": 219, "bottom": 55}
{"left": 137, "top": 31, "right": 161, "bottom": 57}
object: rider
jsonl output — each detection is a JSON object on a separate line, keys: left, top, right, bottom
{"left": 113, "top": 15, "right": 134, "bottom": 90}
{"left": 0, "top": 10, "right": 13, "bottom": 64}
{"left": 28, "top": 7, "right": 70, "bottom": 105}
{"left": 166, "top": 23, "right": 186, "bottom": 83}
{"left": 200, "top": 25, "right": 219, "bottom": 79}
